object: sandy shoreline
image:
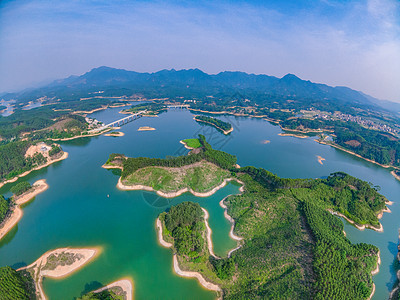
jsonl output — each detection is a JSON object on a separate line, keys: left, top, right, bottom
{"left": 0, "top": 179, "right": 49, "bottom": 240}
{"left": 102, "top": 164, "right": 123, "bottom": 170}
{"left": 18, "top": 247, "right": 101, "bottom": 300}
{"left": 368, "top": 251, "right": 381, "bottom": 300}
{"left": 278, "top": 132, "right": 308, "bottom": 138}
{"left": 117, "top": 177, "right": 241, "bottom": 198}
{"left": 0, "top": 151, "right": 68, "bottom": 189}
{"left": 50, "top": 128, "right": 112, "bottom": 141}
{"left": 202, "top": 208, "right": 218, "bottom": 259}
{"left": 138, "top": 126, "right": 156, "bottom": 131}
{"left": 93, "top": 278, "right": 134, "bottom": 300}
{"left": 104, "top": 131, "right": 125, "bottom": 137}
{"left": 180, "top": 140, "right": 194, "bottom": 150}
{"left": 316, "top": 139, "right": 393, "bottom": 169}
{"left": 156, "top": 217, "right": 221, "bottom": 292}
{"left": 328, "top": 210, "right": 383, "bottom": 232}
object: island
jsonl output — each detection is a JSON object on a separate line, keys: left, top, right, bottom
{"left": 194, "top": 115, "right": 233, "bottom": 135}
{"left": 78, "top": 278, "right": 133, "bottom": 300}
{"left": 104, "top": 131, "right": 125, "bottom": 137}
{"left": 0, "top": 179, "right": 48, "bottom": 240}
{"left": 138, "top": 126, "right": 156, "bottom": 131}
{"left": 0, "top": 247, "right": 100, "bottom": 300}
{"left": 106, "top": 135, "right": 387, "bottom": 299}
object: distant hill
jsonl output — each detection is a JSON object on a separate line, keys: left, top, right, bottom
{"left": 1, "top": 66, "right": 394, "bottom": 112}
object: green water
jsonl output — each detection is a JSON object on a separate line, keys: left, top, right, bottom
{"left": 0, "top": 107, "right": 399, "bottom": 299}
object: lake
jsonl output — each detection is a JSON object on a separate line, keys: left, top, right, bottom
{"left": 0, "top": 107, "right": 399, "bottom": 299}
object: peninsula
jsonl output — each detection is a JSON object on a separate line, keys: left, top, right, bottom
{"left": 194, "top": 115, "right": 233, "bottom": 135}
{"left": 0, "top": 179, "right": 48, "bottom": 241}
{"left": 79, "top": 278, "right": 134, "bottom": 300}
{"left": 106, "top": 135, "right": 386, "bottom": 299}
{"left": 17, "top": 247, "right": 101, "bottom": 300}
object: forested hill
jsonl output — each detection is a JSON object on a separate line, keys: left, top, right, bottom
{"left": 2, "top": 66, "right": 384, "bottom": 110}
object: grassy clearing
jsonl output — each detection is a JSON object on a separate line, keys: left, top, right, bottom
{"left": 123, "top": 160, "right": 230, "bottom": 193}
{"left": 182, "top": 138, "right": 201, "bottom": 149}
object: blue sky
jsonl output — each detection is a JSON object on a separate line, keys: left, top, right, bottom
{"left": 0, "top": 0, "right": 399, "bottom": 101}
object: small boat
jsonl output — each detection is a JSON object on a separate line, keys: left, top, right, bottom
{"left": 107, "top": 194, "right": 110, "bottom": 198}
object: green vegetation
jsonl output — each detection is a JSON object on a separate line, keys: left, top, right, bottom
{"left": 10, "top": 181, "right": 32, "bottom": 196}
{"left": 48, "top": 144, "right": 62, "bottom": 156}
{"left": 0, "top": 195, "right": 9, "bottom": 223}
{"left": 0, "top": 141, "right": 48, "bottom": 182}
{"left": 163, "top": 202, "right": 205, "bottom": 256}
{"left": 182, "top": 138, "right": 201, "bottom": 149}
{"left": 124, "top": 161, "right": 230, "bottom": 193}
{"left": 194, "top": 115, "right": 232, "bottom": 133}
{"left": 78, "top": 289, "right": 124, "bottom": 300}
{"left": 125, "top": 102, "right": 167, "bottom": 115}
{"left": 145, "top": 138, "right": 384, "bottom": 299}
{"left": 107, "top": 135, "right": 237, "bottom": 180}
{"left": 0, "top": 266, "right": 35, "bottom": 300}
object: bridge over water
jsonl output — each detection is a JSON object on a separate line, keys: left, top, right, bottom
{"left": 91, "top": 110, "right": 147, "bottom": 132}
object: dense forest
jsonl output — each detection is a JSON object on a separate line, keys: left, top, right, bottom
{"left": 162, "top": 202, "right": 205, "bottom": 257}
{"left": 0, "top": 266, "right": 35, "bottom": 300}
{"left": 194, "top": 115, "right": 232, "bottom": 132}
{"left": 120, "top": 138, "right": 385, "bottom": 299}
{"left": 10, "top": 181, "right": 32, "bottom": 196}
{"left": 0, "top": 141, "right": 44, "bottom": 181}
{"left": 0, "top": 195, "right": 9, "bottom": 223}
{"left": 158, "top": 170, "right": 381, "bottom": 299}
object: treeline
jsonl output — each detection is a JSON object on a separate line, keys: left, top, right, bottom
{"left": 0, "top": 195, "right": 9, "bottom": 223}
{"left": 162, "top": 202, "right": 205, "bottom": 257}
{"left": 240, "top": 166, "right": 386, "bottom": 226}
{"left": 195, "top": 115, "right": 232, "bottom": 132}
{"left": 303, "top": 201, "right": 377, "bottom": 299}
{"left": 10, "top": 181, "right": 31, "bottom": 196}
{"left": 0, "top": 266, "right": 35, "bottom": 300}
{"left": 117, "top": 134, "right": 237, "bottom": 178}
{"left": 334, "top": 121, "right": 400, "bottom": 167}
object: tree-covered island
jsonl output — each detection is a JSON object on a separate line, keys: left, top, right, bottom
{"left": 104, "top": 135, "right": 388, "bottom": 299}
{"left": 194, "top": 115, "right": 233, "bottom": 135}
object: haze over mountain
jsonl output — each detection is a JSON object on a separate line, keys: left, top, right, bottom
{"left": 2, "top": 66, "right": 389, "bottom": 112}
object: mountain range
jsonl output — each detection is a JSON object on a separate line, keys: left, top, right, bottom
{"left": 1, "top": 66, "right": 398, "bottom": 112}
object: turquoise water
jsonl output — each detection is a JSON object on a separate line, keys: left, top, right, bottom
{"left": 0, "top": 107, "right": 399, "bottom": 299}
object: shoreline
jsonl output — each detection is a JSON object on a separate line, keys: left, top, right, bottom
{"left": 0, "top": 151, "right": 68, "bottom": 189}
{"left": 102, "top": 164, "right": 123, "bottom": 170}
{"left": 92, "top": 278, "right": 134, "bottom": 300}
{"left": 104, "top": 131, "right": 125, "bottom": 137}
{"left": 18, "top": 247, "right": 101, "bottom": 300}
{"left": 138, "top": 126, "right": 156, "bottom": 131}
{"left": 316, "top": 139, "right": 393, "bottom": 169}
{"left": 278, "top": 132, "right": 308, "bottom": 139}
{"left": 180, "top": 140, "right": 194, "bottom": 150}
{"left": 50, "top": 128, "right": 112, "bottom": 141}
{"left": 0, "top": 179, "right": 49, "bottom": 240}
{"left": 368, "top": 251, "right": 381, "bottom": 300}
{"left": 117, "top": 177, "right": 241, "bottom": 199}
{"left": 194, "top": 117, "right": 233, "bottom": 135}
{"left": 202, "top": 208, "right": 218, "bottom": 259}
{"left": 156, "top": 217, "right": 222, "bottom": 293}
{"left": 328, "top": 210, "right": 384, "bottom": 232}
